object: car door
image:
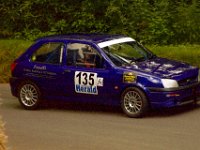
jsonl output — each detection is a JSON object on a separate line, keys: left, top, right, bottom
{"left": 62, "top": 42, "right": 117, "bottom": 103}
{"left": 25, "top": 41, "right": 67, "bottom": 96}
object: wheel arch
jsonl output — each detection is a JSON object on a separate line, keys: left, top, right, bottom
{"left": 16, "top": 77, "right": 43, "bottom": 96}
{"left": 120, "top": 84, "right": 151, "bottom": 107}
{"left": 120, "top": 84, "right": 151, "bottom": 118}
{"left": 17, "top": 78, "right": 42, "bottom": 110}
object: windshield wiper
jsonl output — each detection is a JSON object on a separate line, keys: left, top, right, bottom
{"left": 135, "top": 57, "right": 146, "bottom": 62}
{"left": 148, "top": 54, "right": 157, "bottom": 59}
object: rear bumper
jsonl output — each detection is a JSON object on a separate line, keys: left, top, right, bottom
{"left": 9, "top": 77, "right": 20, "bottom": 97}
{"left": 146, "top": 82, "right": 200, "bottom": 108}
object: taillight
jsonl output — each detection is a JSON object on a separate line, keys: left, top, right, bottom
{"left": 11, "top": 62, "right": 17, "bottom": 73}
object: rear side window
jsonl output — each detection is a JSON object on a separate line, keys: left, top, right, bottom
{"left": 31, "top": 42, "right": 64, "bottom": 64}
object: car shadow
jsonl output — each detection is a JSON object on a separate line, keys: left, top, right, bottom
{"left": 147, "top": 103, "right": 200, "bottom": 118}
{"left": 41, "top": 100, "right": 123, "bottom": 116}
{"left": 40, "top": 100, "right": 200, "bottom": 118}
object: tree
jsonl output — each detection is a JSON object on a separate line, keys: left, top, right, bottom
{"left": 0, "top": 0, "right": 199, "bottom": 44}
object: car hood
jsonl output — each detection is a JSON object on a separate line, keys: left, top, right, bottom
{"left": 126, "top": 57, "right": 198, "bottom": 80}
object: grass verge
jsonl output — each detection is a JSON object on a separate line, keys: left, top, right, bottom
{"left": 149, "top": 44, "right": 200, "bottom": 67}
{"left": 0, "top": 116, "right": 7, "bottom": 150}
{"left": 0, "top": 101, "right": 7, "bottom": 150}
{"left": 0, "top": 40, "right": 32, "bottom": 83}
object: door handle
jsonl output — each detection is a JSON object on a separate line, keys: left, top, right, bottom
{"left": 64, "top": 70, "right": 71, "bottom": 73}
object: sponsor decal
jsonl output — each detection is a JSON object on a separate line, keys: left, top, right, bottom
{"left": 75, "top": 85, "right": 97, "bottom": 94}
{"left": 23, "top": 65, "right": 57, "bottom": 78}
{"left": 123, "top": 72, "right": 137, "bottom": 83}
{"left": 98, "top": 37, "right": 135, "bottom": 48}
{"left": 33, "top": 65, "right": 46, "bottom": 70}
{"left": 74, "top": 71, "right": 104, "bottom": 95}
{"left": 97, "top": 77, "right": 104, "bottom": 87}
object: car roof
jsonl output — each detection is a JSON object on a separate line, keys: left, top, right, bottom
{"left": 36, "top": 33, "right": 127, "bottom": 44}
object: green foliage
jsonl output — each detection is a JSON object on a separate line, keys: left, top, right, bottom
{"left": 0, "top": 40, "right": 32, "bottom": 82}
{"left": 172, "top": 0, "right": 200, "bottom": 44}
{"left": 146, "top": 1, "right": 174, "bottom": 44}
{"left": 0, "top": 0, "right": 200, "bottom": 44}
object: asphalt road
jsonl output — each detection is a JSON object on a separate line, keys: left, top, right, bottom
{"left": 1, "top": 84, "right": 200, "bottom": 150}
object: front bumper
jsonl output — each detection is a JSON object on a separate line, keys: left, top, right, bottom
{"left": 146, "top": 82, "right": 200, "bottom": 108}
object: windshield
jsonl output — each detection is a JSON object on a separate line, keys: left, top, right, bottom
{"left": 101, "top": 41, "right": 155, "bottom": 67}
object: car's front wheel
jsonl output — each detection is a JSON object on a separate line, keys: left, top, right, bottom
{"left": 18, "top": 81, "right": 41, "bottom": 110}
{"left": 121, "top": 87, "right": 149, "bottom": 118}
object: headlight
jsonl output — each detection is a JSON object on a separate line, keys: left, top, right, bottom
{"left": 161, "top": 79, "right": 179, "bottom": 88}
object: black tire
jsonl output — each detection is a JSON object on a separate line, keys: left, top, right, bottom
{"left": 18, "top": 81, "right": 41, "bottom": 110}
{"left": 121, "top": 87, "right": 149, "bottom": 118}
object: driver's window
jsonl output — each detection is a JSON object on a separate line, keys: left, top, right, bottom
{"left": 66, "top": 43, "right": 103, "bottom": 68}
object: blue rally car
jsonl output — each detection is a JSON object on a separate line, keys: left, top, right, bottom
{"left": 10, "top": 34, "right": 200, "bottom": 117}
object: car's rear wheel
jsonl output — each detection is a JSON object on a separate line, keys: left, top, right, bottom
{"left": 18, "top": 81, "right": 41, "bottom": 110}
{"left": 121, "top": 87, "right": 149, "bottom": 118}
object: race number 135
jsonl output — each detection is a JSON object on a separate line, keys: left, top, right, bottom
{"left": 75, "top": 71, "right": 97, "bottom": 86}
